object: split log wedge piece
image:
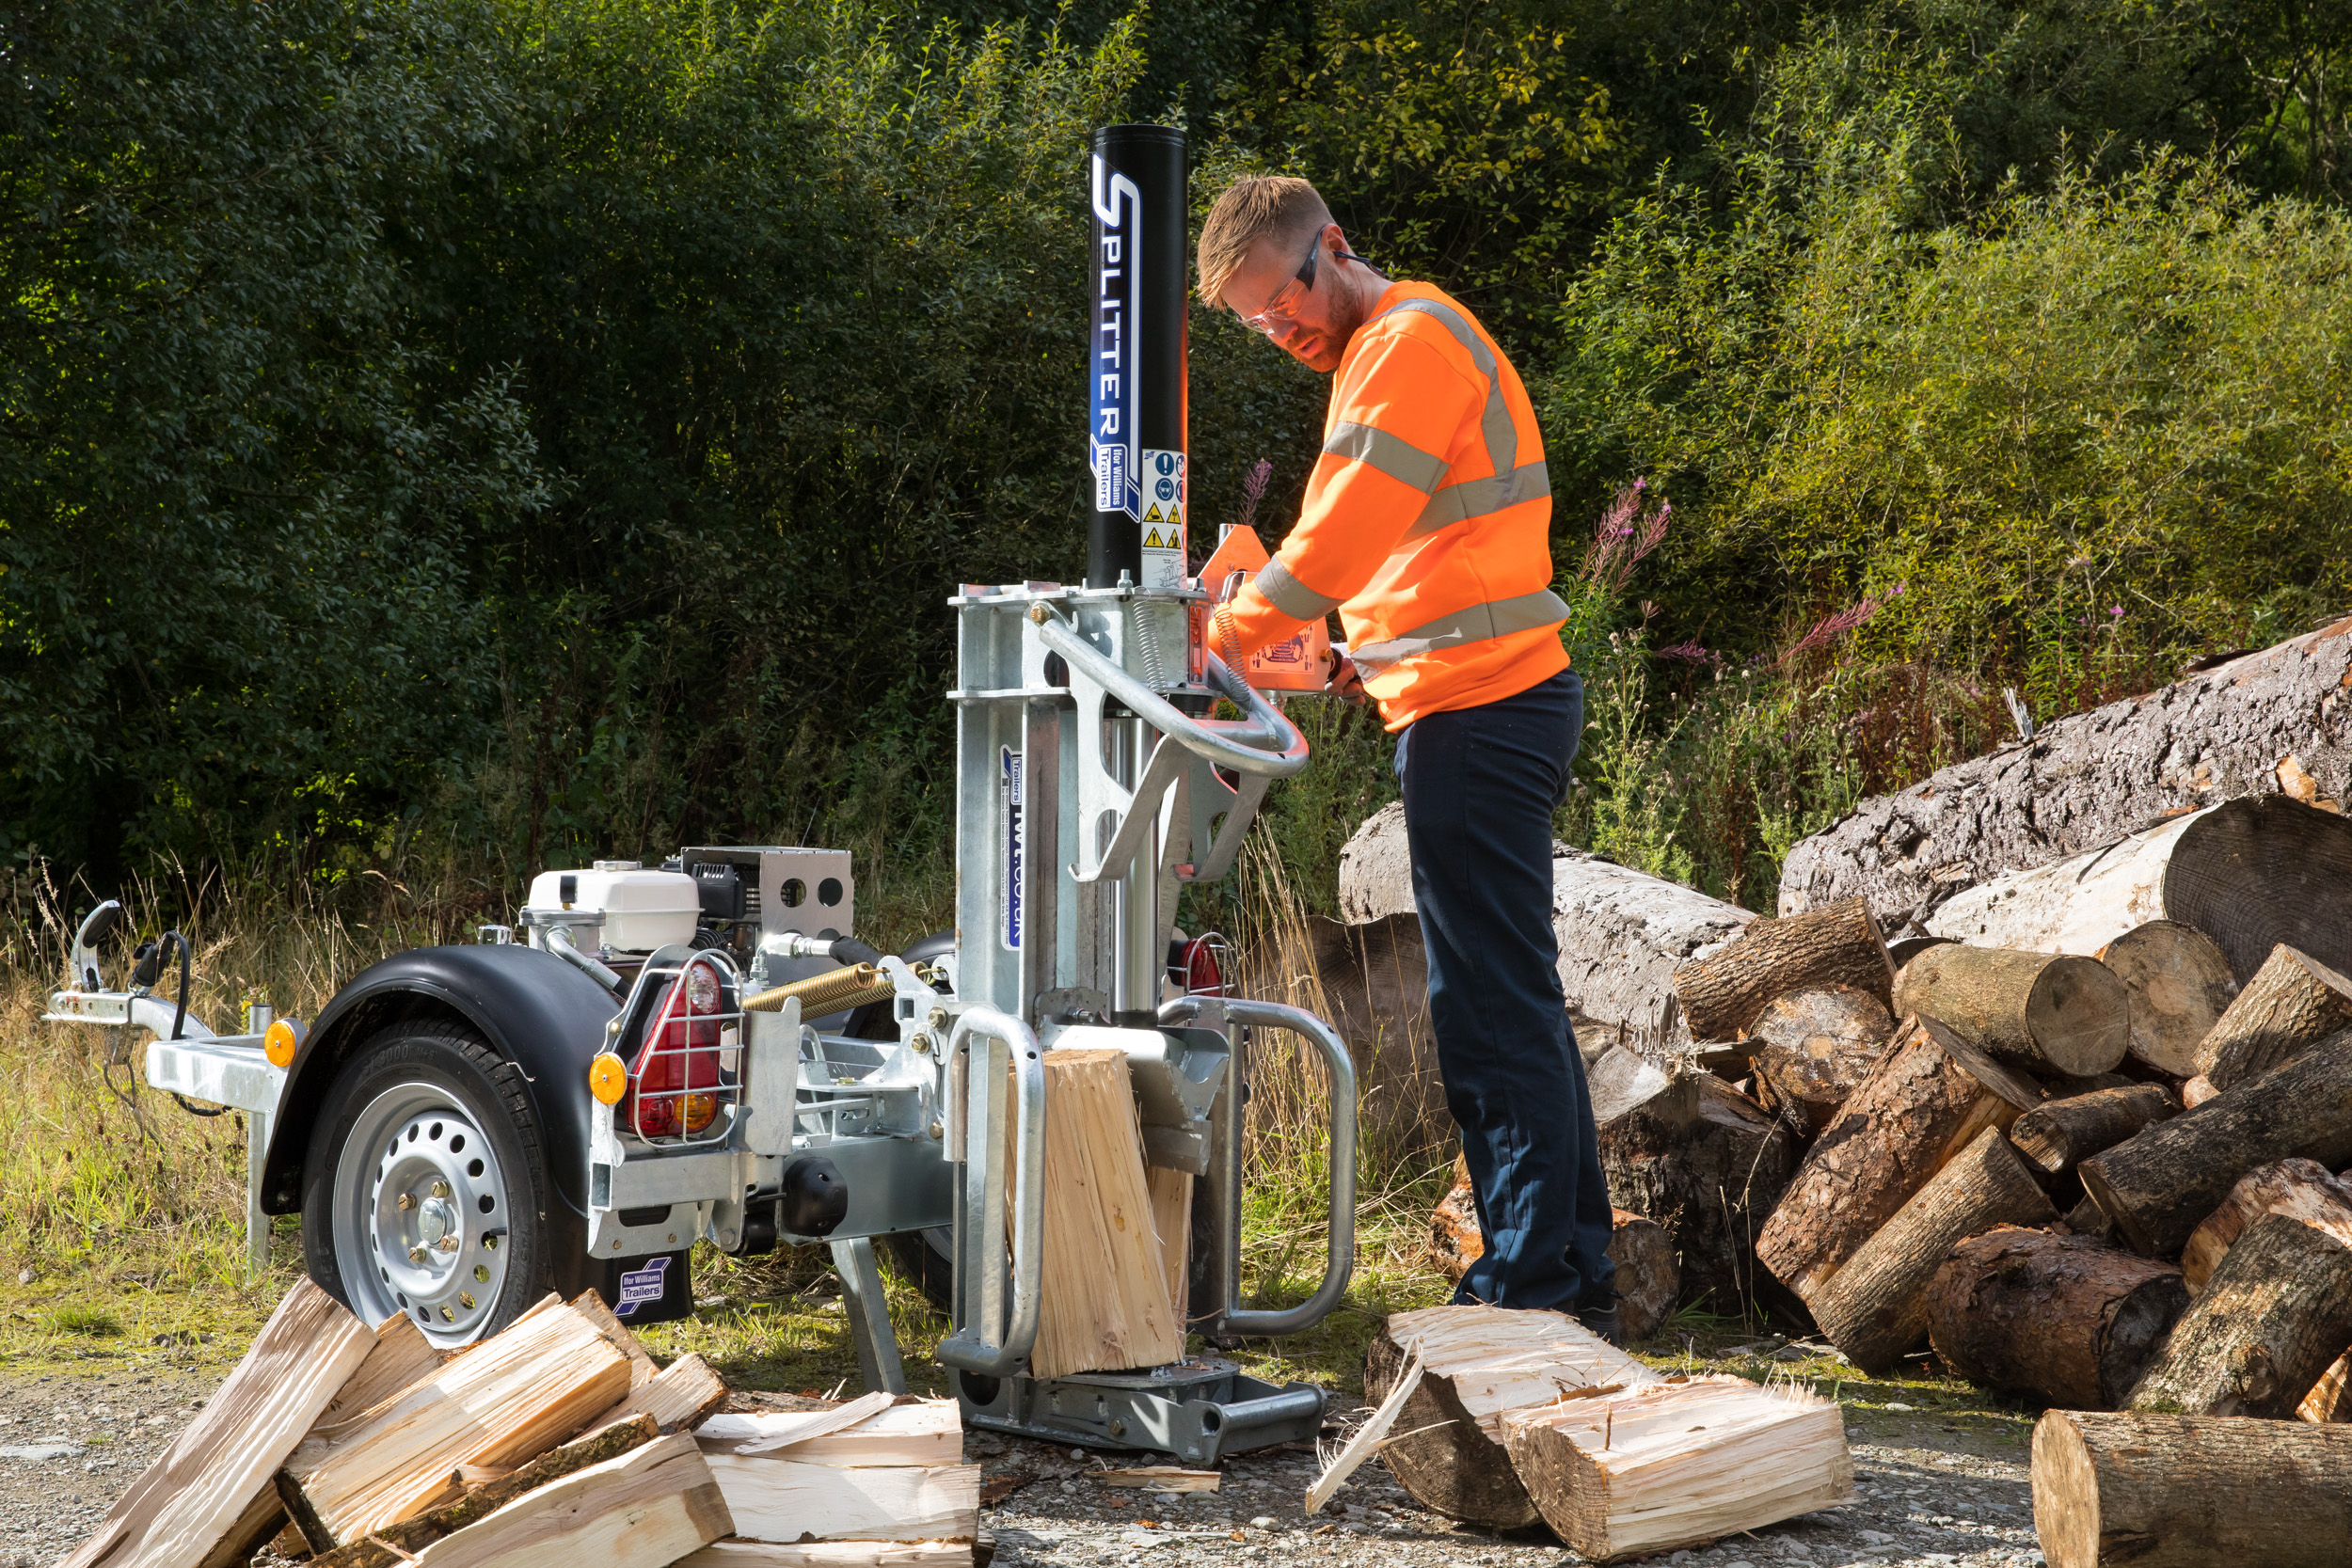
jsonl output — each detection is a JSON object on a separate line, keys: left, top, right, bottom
{"left": 2179, "top": 1156, "right": 2352, "bottom": 1290}
{"left": 1363, "top": 1306, "right": 1646, "bottom": 1528}
{"left": 2078, "top": 1030, "right": 2352, "bottom": 1256}
{"left": 1893, "top": 943, "right": 2130, "bottom": 1078}
{"left": 2126, "top": 1212, "right": 2352, "bottom": 1418}
{"left": 2301, "top": 1354, "right": 2352, "bottom": 1423}
{"left": 695, "top": 1401, "right": 961, "bottom": 1467}
{"left": 403, "top": 1432, "right": 729, "bottom": 1568}
{"left": 1748, "top": 984, "right": 1893, "bottom": 1138}
{"left": 2032, "top": 1409, "right": 2352, "bottom": 1568}
{"left": 1596, "top": 1070, "right": 1791, "bottom": 1316}
{"left": 1671, "top": 896, "right": 1894, "bottom": 1042}
{"left": 2194, "top": 943, "right": 2352, "bottom": 1090}
{"left": 63, "top": 1278, "right": 376, "bottom": 1568}
{"left": 1809, "top": 1128, "right": 2058, "bottom": 1375}
{"left": 278, "top": 1294, "right": 635, "bottom": 1549}
{"left": 1924, "top": 1227, "right": 2186, "bottom": 1409}
{"left": 2094, "top": 921, "right": 2237, "bottom": 1076}
{"left": 1756, "top": 1016, "right": 2043, "bottom": 1302}
{"left": 590, "top": 1350, "right": 729, "bottom": 1433}
{"left": 1025, "top": 1047, "right": 1184, "bottom": 1379}
{"left": 310, "top": 1417, "right": 660, "bottom": 1568}
{"left": 1425, "top": 1157, "right": 1679, "bottom": 1342}
{"left": 2009, "top": 1085, "right": 2178, "bottom": 1177}
{"left": 1502, "top": 1375, "right": 1853, "bottom": 1563}
{"left": 701, "top": 1460, "right": 980, "bottom": 1544}
{"left": 677, "top": 1542, "right": 972, "bottom": 1568}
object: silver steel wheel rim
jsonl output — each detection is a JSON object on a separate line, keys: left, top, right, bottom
{"left": 331, "top": 1082, "right": 512, "bottom": 1346}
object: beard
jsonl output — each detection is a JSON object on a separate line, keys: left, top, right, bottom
{"left": 1286, "top": 279, "right": 1374, "bottom": 374}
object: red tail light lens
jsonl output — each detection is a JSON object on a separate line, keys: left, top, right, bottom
{"left": 1179, "top": 934, "right": 1225, "bottom": 996}
{"left": 623, "top": 958, "right": 728, "bottom": 1140}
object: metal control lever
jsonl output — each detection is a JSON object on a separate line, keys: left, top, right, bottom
{"left": 936, "top": 1006, "right": 1048, "bottom": 1378}
{"left": 1032, "top": 614, "right": 1310, "bottom": 778}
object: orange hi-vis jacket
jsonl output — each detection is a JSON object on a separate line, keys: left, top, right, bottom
{"left": 1210, "top": 280, "right": 1567, "bottom": 731}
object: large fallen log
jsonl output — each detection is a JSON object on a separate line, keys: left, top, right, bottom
{"left": 1363, "top": 1306, "right": 1646, "bottom": 1528}
{"left": 1892, "top": 944, "right": 2131, "bottom": 1078}
{"left": 1339, "top": 803, "right": 1756, "bottom": 1042}
{"left": 1777, "top": 617, "right": 2352, "bottom": 930}
{"left": 1425, "top": 1157, "right": 1680, "bottom": 1341}
{"left": 2091, "top": 921, "right": 2238, "bottom": 1076}
{"left": 2031, "top": 1410, "right": 2352, "bottom": 1568}
{"left": 2009, "top": 1085, "right": 2178, "bottom": 1177}
{"left": 62, "top": 1279, "right": 377, "bottom": 1568}
{"left": 402, "top": 1432, "right": 729, "bottom": 1568}
{"left": 2078, "top": 1031, "right": 2352, "bottom": 1255}
{"left": 1747, "top": 985, "right": 1892, "bottom": 1138}
{"left": 2126, "top": 1213, "right": 2352, "bottom": 1418}
{"left": 1595, "top": 1069, "right": 1792, "bottom": 1317}
{"left": 2178, "top": 1157, "right": 2352, "bottom": 1290}
{"left": 1501, "top": 1375, "right": 1852, "bottom": 1562}
{"left": 2194, "top": 943, "right": 2352, "bottom": 1090}
{"left": 1671, "top": 898, "right": 1894, "bottom": 1042}
{"left": 1756, "top": 1016, "right": 2043, "bottom": 1301}
{"left": 1924, "top": 1227, "right": 2186, "bottom": 1408}
{"left": 1807, "top": 1128, "right": 2058, "bottom": 1374}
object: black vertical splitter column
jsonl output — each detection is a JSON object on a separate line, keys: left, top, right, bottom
{"left": 1088, "top": 124, "right": 1189, "bottom": 593}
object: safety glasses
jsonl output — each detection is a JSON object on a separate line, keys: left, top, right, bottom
{"left": 1237, "top": 232, "right": 1371, "bottom": 337}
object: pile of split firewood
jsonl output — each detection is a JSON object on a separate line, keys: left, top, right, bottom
{"left": 63, "top": 1281, "right": 981, "bottom": 1568}
{"left": 1430, "top": 790, "right": 2352, "bottom": 1568}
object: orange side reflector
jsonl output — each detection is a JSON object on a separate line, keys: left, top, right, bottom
{"left": 589, "top": 1052, "right": 628, "bottom": 1106}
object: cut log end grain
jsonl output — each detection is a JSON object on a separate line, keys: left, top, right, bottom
{"left": 1925, "top": 1227, "right": 2186, "bottom": 1409}
{"left": 1748, "top": 985, "right": 1893, "bottom": 1139}
{"left": 2009, "top": 1085, "right": 2178, "bottom": 1176}
{"left": 2033, "top": 1410, "right": 2352, "bottom": 1568}
{"left": 1756, "top": 1015, "right": 2042, "bottom": 1302}
{"left": 2179, "top": 1157, "right": 2352, "bottom": 1291}
{"left": 2126, "top": 1212, "right": 2352, "bottom": 1418}
{"left": 2194, "top": 943, "right": 2352, "bottom": 1091}
{"left": 1424, "top": 1160, "right": 1679, "bottom": 1342}
{"left": 1892, "top": 943, "right": 2131, "bottom": 1079}
{"left": 2095, "top": 921, "right": 2238, "bottom": 1076}
{"left": 2180, "top": 1075, "right": 2217, "bottom": 1108}
{"left": 1808, "top": 1128, "right": 2058, "bottom": 1375}
{"left": 2079, "top": 1030, "right": 2352, "bottom": 1256}
{"left": 1671, "top": 897, "right": 1894, "bottom": 1042}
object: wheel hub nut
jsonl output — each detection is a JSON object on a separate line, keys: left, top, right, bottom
{"left": 417, "top": 1196, "right": 459, "bottom": 1252}
{"left": 408, "top": 1245, "right": 429, "bottom": 1265}
{"left": 396, "top": 1192, "right": 417, "bottom": 1211}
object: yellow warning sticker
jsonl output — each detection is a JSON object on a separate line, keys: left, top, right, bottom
{"left": 1144, "top": 501, "right": 1164, "bottom": 524}
{"left": 1143, "top": 528, "right": 1166, "bottom": 548}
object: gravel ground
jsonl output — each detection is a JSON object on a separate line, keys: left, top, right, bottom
{"left": 24, "top": 1368, "right": 2043, "bottom": 1568}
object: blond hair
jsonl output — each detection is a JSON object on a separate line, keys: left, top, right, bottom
{"left": 1197, "top": 176, "right": 1332, "bottom": 307}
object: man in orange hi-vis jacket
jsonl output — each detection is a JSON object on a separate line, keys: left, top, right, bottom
{"left": 1199, "top": 176, "right": 1618, "bottom": 1338}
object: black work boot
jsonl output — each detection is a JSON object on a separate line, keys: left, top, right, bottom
{"left": 1575, "top": 1296, "right": 1623, "bottom": 1347}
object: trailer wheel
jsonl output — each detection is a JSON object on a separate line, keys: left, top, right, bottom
{"left": 882, "top": 1227, "right": 955, "bottom": 1311}
{"left": 301, "top": 1023, "right": 552, "bottom": 1347}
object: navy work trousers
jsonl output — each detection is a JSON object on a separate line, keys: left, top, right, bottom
{"left": 1393, "top": 668, "right": 1615, "bottom": 1312}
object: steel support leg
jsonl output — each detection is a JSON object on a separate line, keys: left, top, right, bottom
{"left": 246, "top": 1108, "right": 271, "bottom": 1275}
{"left": 831, "top": 1236, "right": 908, "bottom": 1395}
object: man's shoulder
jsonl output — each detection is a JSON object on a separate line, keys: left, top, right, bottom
{"left": 1349, "top": 283, "right": 1496, "bottom": 374}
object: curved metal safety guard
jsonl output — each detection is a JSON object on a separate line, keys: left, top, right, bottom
{"left": 1162, "top": 993, "right": 1359, "bottom": 1338}
{"left": 1034, "top": 613, "right": 1311, "bottom": 778}
{"left": 936, "top": 1006, "right": 1049, "bottom": 1378}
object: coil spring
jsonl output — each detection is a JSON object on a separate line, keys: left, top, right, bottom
{"left": 1135, "top": 608, "right": 1168, "bottom": 690}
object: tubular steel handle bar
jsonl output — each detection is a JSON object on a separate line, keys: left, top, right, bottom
{"left": 1163, "top": 994, "right": 1359, "bottom": 1338}
{"left": 936, "top": 1006, "right": 1047, "bottom": 1378}
{"left": 1035, "top": 613, "right": 1310, "bottom": 779}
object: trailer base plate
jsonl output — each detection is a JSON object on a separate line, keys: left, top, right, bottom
{"left": 952, "top": 1357, "right": 1325, "bottom": 1465}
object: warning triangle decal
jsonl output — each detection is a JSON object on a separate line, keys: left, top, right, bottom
{"left": 1143, "top": 528, "right": 1166, "bottom": 548}
{"left": 1144, "top": 502, "right": 1164, "bottom": 524}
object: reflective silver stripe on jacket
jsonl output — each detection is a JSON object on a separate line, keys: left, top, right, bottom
{"left": 1350, "top": 589, "right": 1572, "bottom": 675}
{"left": 1323, "top": 420, "right": 1449, "bottom": 494}
{"left": 1350, "top": 296, "right": 1550, "bottom": 538}
{"left": 1256, "top": 559, "right": 1343, "bottom": 620}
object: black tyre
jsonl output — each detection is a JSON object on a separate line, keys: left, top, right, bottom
{"left": 302, "top": 1022, "right": 555, "bottom": 1346}
{"left": 882, "top": 1226, "right": 957, "bottom": 1311}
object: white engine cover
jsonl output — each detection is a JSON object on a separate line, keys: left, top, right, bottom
{"left": 526, "top": 863, "right": 700, "bottom": 953}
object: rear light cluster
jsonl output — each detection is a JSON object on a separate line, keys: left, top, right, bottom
{"left": 626, "top": 957, "right": 729, "bottom": 1139}
{"left": 1169, "top": 932, "right": 1229, "bottom": 997}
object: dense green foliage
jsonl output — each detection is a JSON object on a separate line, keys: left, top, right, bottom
{"left": 8, "top": 0, "right": 2352, "bottom": 924}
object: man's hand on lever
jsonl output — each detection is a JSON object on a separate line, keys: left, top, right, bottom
{"left": 1327, "top": 645, "right": 1369, "bottom": 706}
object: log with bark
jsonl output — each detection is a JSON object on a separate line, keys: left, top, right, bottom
{"left": 2194, "top": 943, "right": 2352, "bottom": 1090}
{"left": 2031, "top": 1409, "right": 2352, "bottom": 1568}
{"left": 1756, "top": 1016, "right": 2043, "bottom": 1302}
{"left": 1746, "top": 985, "right": 1893, "bottom": 1138}
{"left": 1923, "top": 1227, "right": 2187, "bottom": 1408}
{"left": 2125, "top": 1212, "right": 2352, "bottom": 1418}
{"left": 1424, "top": 1156, "right": 1680, "bottom": 1341}
{"left": 1595, "top": 1069, "right": 1793, "bottom": 1318}
{"left": 1891, "top": 943, "right": 2131, "bottom": 1078}
{"left": 1807, "top": 1128, "right": 2059, "bottom": 1374}
{"left": 1671, "top": 898, "right": 1894, "bottom": 1042}
{"left": 2091, "top": 921, "right": 2238, "bottom": 1076}
{"left": 63, "top": 1279, "right": 377, "bottom": 1568}
{"left": 2177, "top": 1157, "right": 2352, "bottom": 1291}
{"left": 1501, "top": 1375, "right": 1852, "bottom": 1562}
{"left": 2078, "top": 1030, "right": 2352, "bottom": 1255}
{"left": 1778, "top": 616, "right": 2352, "bottom": 929}
{"left": 1362, "top": 1307, "right": 1646, "bottom": 1528}
{"left": 2009, "top": 1085, "right": 2178, "bottom": 1177}
{"left": 1339, "top": 802, "right": 1756, "bottom": 1043}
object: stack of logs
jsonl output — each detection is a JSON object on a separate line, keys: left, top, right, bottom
{"left": 62, "top": 1280, "right": 985, "bottom": 1568}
